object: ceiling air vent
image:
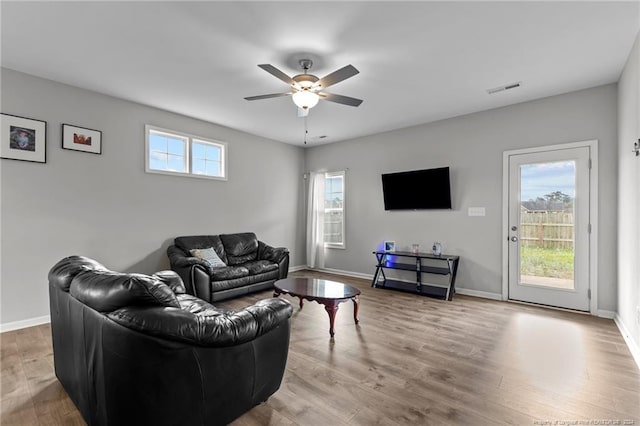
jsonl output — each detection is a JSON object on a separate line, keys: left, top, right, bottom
{"left": 487, "top": 81, "right": 522, "bottom": 94}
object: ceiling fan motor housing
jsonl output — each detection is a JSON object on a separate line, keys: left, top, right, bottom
{"left": 293, "top": 59, "right": 320, "bottom": 89}
{"left": 292, "top": 73, "right": 320, "bottom": 88}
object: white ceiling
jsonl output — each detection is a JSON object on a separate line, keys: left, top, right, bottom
{"left": 1, "top": 1, "right": 639, "bottom": 146}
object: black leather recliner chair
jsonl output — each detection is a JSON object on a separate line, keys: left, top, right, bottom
{"left": 167, "top": 232, "right": 289, "bottom": 302}
{"left": 48, "top": 255, "right": 292, "bottom": 426}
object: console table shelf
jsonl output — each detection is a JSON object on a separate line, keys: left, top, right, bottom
{"left": 372, "top": 251, "right": 460, "bottom": 300}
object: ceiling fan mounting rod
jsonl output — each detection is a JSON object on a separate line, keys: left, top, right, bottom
{"left": 299, "top": 59, "right": 313, "bottom": 73}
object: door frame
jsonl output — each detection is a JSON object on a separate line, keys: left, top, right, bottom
{"left": 501, "top": 140, "right": 599, "bottom": 314}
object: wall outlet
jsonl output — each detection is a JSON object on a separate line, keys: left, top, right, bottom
{"left": 468, "top": 207, "right": 486, "bottom": 217}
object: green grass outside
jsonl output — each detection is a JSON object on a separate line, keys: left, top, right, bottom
{"left": 520, "top": 246, "right": 574, "bottom": 279}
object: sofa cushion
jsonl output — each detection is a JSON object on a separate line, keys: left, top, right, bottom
{"left": 247, "top": 270, "right": 280, "bottom": 285}
{"left": 190, "top": 247, "right": 226, "bottom": 268}
{"left": 220, "top": 233, "right": 258, "bottom": 265}
{"left": 210, "top": 276, "right": 253, "bottom": 292}
{"left": 243, "top": 260, "right": 278, "bottom": 275}
{"left": 175, "top": 235, "right": 227, "bottom": 264}
{"left": 209, "top": 266, "right": 250, "bottom": 281}
{"left": 70, "top": 270, "right": 181, "bottom": 312}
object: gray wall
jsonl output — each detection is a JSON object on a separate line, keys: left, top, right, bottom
{"left": 305, "top": 84, "right": 619, "bottom": 311}
{"left": 0, "top": 67, "right": 623, "bottom": 326}
{"left": 617, "top": 32, "right": 640, "bottom": 353}
{"left": 0, "top": 68, "right": 306, "bottom": 326}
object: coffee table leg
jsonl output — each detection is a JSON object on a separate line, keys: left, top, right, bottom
{"left": 324, "top": 302, "right": 339, "bottom": 337}
{"left": 298, "top": 297, "right": 304, "bottom": 309}
{"left": 352, "top": 296, "right": 360, "bottom": 324}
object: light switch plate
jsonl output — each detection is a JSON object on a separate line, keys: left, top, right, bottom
{"left": 468, "top": 207, "right": 486, "bottom": 217}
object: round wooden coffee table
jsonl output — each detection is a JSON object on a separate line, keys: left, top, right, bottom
{"left": 274, "top": 277, "right": 360, "bottom": 337}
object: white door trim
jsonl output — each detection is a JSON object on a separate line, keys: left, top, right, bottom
{"left": 501, "top": 140, "right": 598, "bottom": 314}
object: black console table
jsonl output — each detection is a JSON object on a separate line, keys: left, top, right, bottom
{"left": 372, "top": 251, "right": 460, "bottom": 300}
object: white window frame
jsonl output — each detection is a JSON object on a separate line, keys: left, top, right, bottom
{"left": 324, "top": 170, "right": 346, "bottom": 249}
{"left": 145, "top": 125, "right": 227, "bottom": 181}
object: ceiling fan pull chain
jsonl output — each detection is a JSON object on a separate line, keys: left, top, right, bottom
{"left": 304, "top": 116, "right": 308, "bottom": 144}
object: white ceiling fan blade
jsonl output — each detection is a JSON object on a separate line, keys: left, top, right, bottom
{"left": 315, "top": 65, "right": 359, "bottom": 89}
{"left": 244, "top": 92, "right": 292, "bottom": 101}
{"left": 318, "top": 92, "right": 363, "bottom": 107}
{"left": 257, "top": 64, "right": 295, "bottom": 86}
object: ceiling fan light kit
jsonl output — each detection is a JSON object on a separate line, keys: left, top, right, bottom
{"left": 245, "top": 58, "right": 363, "bottom": 115}
{"left": 292, "top": 90, "right": 319, "bottom": 109}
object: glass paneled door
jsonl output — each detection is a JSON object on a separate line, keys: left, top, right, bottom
{"left": 507, "top": 146, "right": 591, "bottom": 311}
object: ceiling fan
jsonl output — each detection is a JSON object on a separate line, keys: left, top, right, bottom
{"left": 244, "top": 59, "right": 363, "bottom": 117}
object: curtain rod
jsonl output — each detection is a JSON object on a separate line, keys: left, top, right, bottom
{"left": 303, "top": 168, "right": 349, "bottom": 178}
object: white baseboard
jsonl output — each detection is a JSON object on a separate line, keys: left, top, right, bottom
{"left": 456, "top": 287, "right": 503, "bottom": 301}
{"left": 305, "top": 268, "right": 504, "bottom": 302}
{"left": 614, "top": 314, "right": 640, "bottom": 370}
{"left": 315, "top": 267, "right": 373, "bottom": 281}
{"left": 294, "top": 266, "right": 374, "bottom": 281}
{"left": 288, "top": 265, "right": 308, "bottom": 273}
{"left": 0, "top": 315, "right": 51, "bottom": 333}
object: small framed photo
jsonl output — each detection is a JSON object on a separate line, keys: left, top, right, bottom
{"left": 0, "top": 113, "right": 47, "bottom": 163}
{"left": 384, "top": 240, "right": 396, "bottom": 252}
{"left": 62, "top": 123, "right": 102, "bottom": 154}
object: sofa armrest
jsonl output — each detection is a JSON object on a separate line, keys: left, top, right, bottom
{"left": 167, "top": 245, "right": 213, "bottom": 299}
{"left": 258, "top": 241, "right": 290, "bottom": 279}
{"left": 191, "top": 266, "right": 211, "bottom": 301}
{"left": 258, "top": 241, "right": 289, "bottom": 263}
{"left": 152, "top": 270, "right": 186, "bottom": 294}
{"left": 107, "top": 298, "right": 293, "bottom": 347}
{"left": 244, "top": 298, "right": 294, "bottom": 335}
{"left": 167, "top": 245, "right": 213, "bottom": 274}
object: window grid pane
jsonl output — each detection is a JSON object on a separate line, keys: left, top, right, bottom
{"left": 193, "top": 158, "right": 206, "bottom": 175}
{"left": 167, "top": 138, "right": 185, "bottom": 155}
{"left": 324, "top": 211, "right": 343, "bottom": 244}
{"left": 324, "top": 173, "right": 344, "bottom": 246}
{"left": 192, "top": 142, "right": 205, "bottom": 158}
{"left": 192, "top": 141, "right": 223, "bottom": 177}
{"left": 148, "top": 131, "right": 187, "bottom": 173}
{"left": 206, "top": 160, "right": 221, "bottom": 176}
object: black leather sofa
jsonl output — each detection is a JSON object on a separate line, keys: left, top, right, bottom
{"left": 48, "top": 255, "right": 292, "bottom": 426}
{"left": 167, "top": 232, "right": 289, "bottom": 302}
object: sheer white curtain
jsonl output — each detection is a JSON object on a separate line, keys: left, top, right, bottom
{"left": 306, "top": 172, "right": 325, "bottom": 269}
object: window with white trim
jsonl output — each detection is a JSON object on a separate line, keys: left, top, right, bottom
{"left": 324, "top": 171, "right": 345, "bottom": 248}
{"left": 145, "top": 125, "right": 227, "bottom": 180}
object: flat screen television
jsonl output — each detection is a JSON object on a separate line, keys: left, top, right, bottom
{"left": 381, "top": 167, "right": 452, "bottom": 210}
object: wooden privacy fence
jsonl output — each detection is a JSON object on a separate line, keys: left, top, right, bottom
{"left": 520, "top": 210, "right": 574, "bottom": 249}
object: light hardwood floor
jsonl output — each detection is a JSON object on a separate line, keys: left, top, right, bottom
{"left": 1, "top": 270, "right": 639, "bottom": 425}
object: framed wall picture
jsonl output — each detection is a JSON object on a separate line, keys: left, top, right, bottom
{"left": 0, "top": 113, "right": 47, "bottom": 163}
{"left": 384, "top": 240, "right": 396, "bottom": 252}
{"left": 62, "top": 124, "right": 102, "bottom": 154}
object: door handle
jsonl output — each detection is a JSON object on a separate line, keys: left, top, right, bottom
{"left": 510, "top": 236, "right": 518, "bottom": 242}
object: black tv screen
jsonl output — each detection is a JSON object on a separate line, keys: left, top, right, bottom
{"left": 381, "top": 167, "right": 452, "bottom": 210}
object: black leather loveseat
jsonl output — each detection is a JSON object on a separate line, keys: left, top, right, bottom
{"left": 167, "top": 232, "right": 289, "bottom": 302}
{"left": 49, "top": 255, "right": 292, "bottom": 426}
